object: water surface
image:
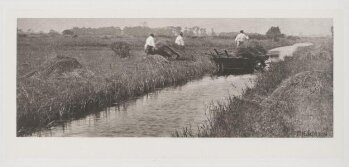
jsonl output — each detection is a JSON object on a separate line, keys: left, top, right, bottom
{"left": 268, "top": 42, "right": 313, "bottom": 62}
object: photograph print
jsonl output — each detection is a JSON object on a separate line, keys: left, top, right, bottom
{"left": 17, "top": 18, "right": 333, "bottom": 137}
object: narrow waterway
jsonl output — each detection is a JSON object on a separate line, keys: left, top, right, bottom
{"left": 268, "top": 42, "right": 313, "bottom": 62}
{"left": 32, "top": 42, "right": 312, "bottom": 137}
{"left": 34, "top": 74, "right": 256, "bottom": 137}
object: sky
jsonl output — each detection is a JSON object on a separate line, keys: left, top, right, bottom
{"left": 17, "top": 18, "right": 333, "bottom": 36}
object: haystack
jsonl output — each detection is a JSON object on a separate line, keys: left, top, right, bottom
{"left": 20, "top": 56, "right": 88, "bottom": 79}
{"left": 111, "top": 41, "right": 131, "bottom": 58}
{"left": 236, "top": 43, "right": 267, "bottom": 59}
{"left": 261, "top": 70, "right": 333, "bottom": 137}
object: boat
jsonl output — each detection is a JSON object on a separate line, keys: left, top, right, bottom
{"left": 212, "top": 57, "right": 256, "bottom": 74}
{"left": 208, "top": 48, "right": 268, "bottom": 74}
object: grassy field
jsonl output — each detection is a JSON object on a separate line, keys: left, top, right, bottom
{"left": 174, "top": 37, "right": 333, "bottom": 137}
{"left": 17, "top": 34, "right": 298, "bottom": 136}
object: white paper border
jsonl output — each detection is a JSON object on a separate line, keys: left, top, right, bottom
{"left": 1, "top": 0, "right": 348, "bottom": 167}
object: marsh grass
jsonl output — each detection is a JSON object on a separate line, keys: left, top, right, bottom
{"left": 175, "top": 37, "right": 333, "bottom": 137}
{"left": 17, "top": 35, "right": 299, "bottom": 136}
{"left": 17, "top": 54, "right": 215, "bottom": 136}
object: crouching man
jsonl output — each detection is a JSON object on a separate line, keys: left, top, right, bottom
{"left": 175, "top": 32, "right": 185, "bottom": 50}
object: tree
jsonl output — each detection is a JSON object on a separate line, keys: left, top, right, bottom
{"left": 184, "top": 27, "right": 194, "bottom": 37}
{"left": 211, "top": 28, "right": 217, "bottom": 36}
{"left": 266, "top": 26, "right": 285, "bottom": 41}
{"left": 193, "top": 26, "right": 200, "bottom": 36}
{"left": 62, "top": 29, "right": 74, "bottom": 36}
{"left": 48, "top": 29, "right": 60, "bottom": 36}
{"left": 172, "top": 26, "right": 182, "bottom": 35}
{"left": 199, "top": 28, "right": 207, "bottom": 36}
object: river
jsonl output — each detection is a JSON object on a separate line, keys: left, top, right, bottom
{"left": 32, "top": 42, "right": 312, "bottom": 137}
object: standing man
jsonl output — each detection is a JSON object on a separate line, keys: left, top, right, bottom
{"left": 144, "top": 33, "right": 156, "bottom": 55}
{"left": 175, "top": 32, "right": 185, "bottom": 50}
{"left": 235, "top": 30, "right": 249, "bottom": 47}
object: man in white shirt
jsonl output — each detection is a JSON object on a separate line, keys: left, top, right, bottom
{"left": 175, "top": 32, "right": 185, "bottom": 49}
{"left": 144, "top": 33, "right": 156, "bottom": 54}
{"left": 235, "top": 30, "right": 249, "bottom": 47}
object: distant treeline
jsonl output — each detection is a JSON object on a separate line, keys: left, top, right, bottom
{"left": 17, "top": 26, "right": 301, "bottom": 40}
{"left": 61, "top": 26, "right": 207, "bottom": 37}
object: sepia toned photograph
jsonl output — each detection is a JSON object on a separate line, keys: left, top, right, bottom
{"left": 16, "top": 18, "right": 333, "bottom": 137}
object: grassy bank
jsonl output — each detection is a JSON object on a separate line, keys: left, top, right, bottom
{"left": 174, "top": 37, "right": 333, "bottom": 137}
{"left": 17, "top": 35, "right": 298, "bottom": 136}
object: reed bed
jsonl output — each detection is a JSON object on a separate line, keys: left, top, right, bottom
{"left": 174, "top": 37, "right": 333, "bottom": 137}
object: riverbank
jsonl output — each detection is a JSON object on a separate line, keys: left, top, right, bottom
{"left": 17, "top": 36, "right": 298, "bottom": 136}
{"left": 176, "top": 37, "right": 333, "bottom": 137}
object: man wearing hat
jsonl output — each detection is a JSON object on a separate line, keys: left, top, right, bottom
{"left": 175, "top": 32, "right": 185, "bottom": 50}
